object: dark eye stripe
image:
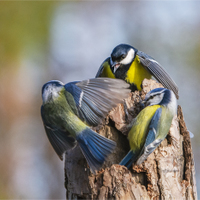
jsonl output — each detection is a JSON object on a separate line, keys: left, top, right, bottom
{"left": 146, "top": 90, "right": 164, "bottom": 101}
{"left": 146, "top": 95, "right": 154, "bottom": 102}
{"left": 149, "top": 95, "right": 154, "bottom": 99}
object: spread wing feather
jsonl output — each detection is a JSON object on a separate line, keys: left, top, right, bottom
{"left": 137, "top": 51, "right": 179, "bottom": 99}
{"left": 65, "top": 78, "right": 130, "bottom": 126}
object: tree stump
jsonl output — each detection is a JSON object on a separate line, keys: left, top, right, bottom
{"left": 64, "top": 79, "right": 197, "bottom": 200}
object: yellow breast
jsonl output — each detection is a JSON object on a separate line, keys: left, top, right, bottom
{"left": 128, "top": 105, "right": 161, "bottom": 152}
{"left": 125, "top": 55, "right": 151, "bottom": 90}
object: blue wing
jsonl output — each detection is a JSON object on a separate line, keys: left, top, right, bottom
{"left": 41, "top": 106, "right": 77, "bottom": 160}
{"left": 65, "top": 78, "right": 130, "bottom": 127}
{"left": 119, "top": 150, "right": 138, "bottom": 169}
{"left": 44, "top": 125, "right": 77, "bottom": 160}
{"left": 136, "top": 107, "right": 163, "bottom": 165}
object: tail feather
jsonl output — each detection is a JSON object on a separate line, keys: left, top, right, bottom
{"left": 76, "top": 128, "right": 116, "bottom": 173}
{"left": 119, "top": 150, "right": 137, "bottom": 169}
{"left": 89, "top": 132, "right": 116, "bottom": 153}
{"left": 78, "top": 141, "right": 102, "bottom": 171}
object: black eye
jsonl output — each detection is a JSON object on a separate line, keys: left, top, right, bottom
{"left": 121, "top": 54, "right": 126, "bottom": 59}
{"left": 147, "top": 95, "right": 154, "bottom": 101}
{"left": 150, "top": 95, "right": 154, "bottom": 99}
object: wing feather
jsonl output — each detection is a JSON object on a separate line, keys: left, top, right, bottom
{"left": 136, "top": 107, "right": 163, "bottom": 165}
{"left": 65, "top": 78, "right": 130, "bottom": 126}
{"left": 137, "top": 51, "right": 179, "bottom": 99}
{"left": 41, "top": 106, "right": 77, "bottom": 160}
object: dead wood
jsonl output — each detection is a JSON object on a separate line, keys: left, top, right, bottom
{"left": 64, "top": 79, "right": 197, "bottom": 200}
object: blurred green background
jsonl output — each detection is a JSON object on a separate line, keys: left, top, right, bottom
{"left": 0, "top": 1, "right": 200, "bottom": 199}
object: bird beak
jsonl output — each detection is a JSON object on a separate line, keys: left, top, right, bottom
{"left": 112, "top": 62, "right": 121, "bottom": 73}
{"left": 139, "top": 100, "right": 145, "bottom": 108}
{"left": 136, "top": 95, "right": 145, "bottom": 108}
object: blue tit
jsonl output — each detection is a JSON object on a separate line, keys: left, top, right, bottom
{"left": 96, "top": 44, "right": 179, "bottom": 99}
{"left": 41, "top": 78, "right": 130, "bottom": 173}
{"left": 119, "top": 88, "right": 177, "bottom": 168}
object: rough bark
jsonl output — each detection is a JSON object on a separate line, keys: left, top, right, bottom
{"left": 64, "top": 79, "right": 197, "bottom": 200}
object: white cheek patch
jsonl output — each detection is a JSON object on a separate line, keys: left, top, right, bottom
{"left": 52, "top": 90, "right": 60, "bottom": 98}
{"left": 148, "top": 92, "right": 164, "bottom": 106}
{"left": 120, "top": 48, "right": 135, "bottom": 65}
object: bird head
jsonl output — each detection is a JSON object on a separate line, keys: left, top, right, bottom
{"left": 142, "top": 88, "right": 177, "bottom": 111}
{"left": 110, "top": 44, "right": 137, "bottom": 73}
{"left": 42, "top": 80, "right": 64, "bottom": 103}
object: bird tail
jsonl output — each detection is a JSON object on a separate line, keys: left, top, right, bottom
{"left": 76, "top": 128, "right": 116, "bottom": 174}
{"left": 119, "top": 150, "right": 138, "bottom": 169}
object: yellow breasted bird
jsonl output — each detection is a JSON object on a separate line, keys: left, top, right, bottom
{"left": 96, "top": 44, "right": 179, "bottom": 99}
{"left": 41, "top": 78, "right": 130, "bottom": 173}
{"left": 119, "top": 88, "right": 177, "bottom": 168}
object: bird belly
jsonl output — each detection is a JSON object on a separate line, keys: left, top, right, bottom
{"left": 128, "top": 105, "right": 161, "bottom": 152}
{"left": 125, "top": 56, "right": 152, "bottom": 90}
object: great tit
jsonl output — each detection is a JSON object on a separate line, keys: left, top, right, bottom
{"left": 41, "top": 78, "right": 130, "bottom": 173}
{"left": 119, "top": 88, "right": 177, "bottom": 168}
{"left": 96, "top": 44, "right": 179, "bottom": 99}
